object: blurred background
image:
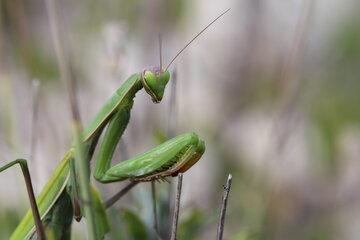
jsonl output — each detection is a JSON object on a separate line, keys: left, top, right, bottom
{"left": 1, "top": 0, "right": 360, "bottom": 239}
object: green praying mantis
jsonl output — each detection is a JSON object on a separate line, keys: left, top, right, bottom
{"left": 0, "top": 9, "right": 229, "bottom": 239}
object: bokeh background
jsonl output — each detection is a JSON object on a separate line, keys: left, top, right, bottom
{"left": 1, "top": 0, "right": 360, "bottom": 239}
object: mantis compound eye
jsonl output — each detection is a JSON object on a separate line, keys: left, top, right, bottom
{"left": 142, "top": 67, "right": 170, "bottom": 103}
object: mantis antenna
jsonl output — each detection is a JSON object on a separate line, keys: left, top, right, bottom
{"left": 165, "top": 8, "right": 230, "bottom": 71}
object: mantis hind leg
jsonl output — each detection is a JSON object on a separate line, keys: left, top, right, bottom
{"left": 0, "top": 159, "right": 45, "bottom": 239}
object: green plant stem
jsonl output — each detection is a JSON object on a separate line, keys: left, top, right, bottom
{"left": 45, "top": 0, "right": 97, "bottom": 238}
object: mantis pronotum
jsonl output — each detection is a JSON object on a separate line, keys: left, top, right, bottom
{"left": 0, "top": 9, "right": 229, "bottom": 239}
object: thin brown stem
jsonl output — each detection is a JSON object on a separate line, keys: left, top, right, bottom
{"left": 167, "top": 68, "right": 177, "bottom": 138}
{"left": 260, "top": 1, "right": 314, "bottom": 233}
{"left": 216, "top": 174, "right": 233, "bottom": 240}
{"left": 105, "top": 181, "right": 138, "bottom": 208}
{"left": 0, "top": 159, "right": 45, "bottom": 239}
{"left": 170, "top": 173, "right": 183, "bottom": 240}
{"left": 21, "top": 162, "right": 45, "bottom": 239}
{"left": 30, "top": 79, "right": 40, "bottom": 183}
{"left": 159, "top": 34, "right": 163, "bottom": 70}
{"left": 165, "top": 68, "right": 178, "bottom": 237}
{"left": 30, "top": 79, "right": 40, "bottom": 158}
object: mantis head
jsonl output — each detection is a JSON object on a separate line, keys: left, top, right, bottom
{"left": 141, "top": 67, "right": 170, "bottom": 103}
{"left": 141, "top": 8, "right": 229, "bottom": 103}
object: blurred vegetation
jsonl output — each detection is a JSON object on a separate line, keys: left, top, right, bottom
{"left": 308, "top": 11, "right": 360, "bottom": 175}
{"left": 1, "top": 0, "right": 360, "bottom": 239}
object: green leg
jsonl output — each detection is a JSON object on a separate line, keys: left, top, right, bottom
{"left": 93, "top": 108, "right": 205, "bottom": 184}
{"left": 0, "top": 159, "right": 46, "bottom": 239}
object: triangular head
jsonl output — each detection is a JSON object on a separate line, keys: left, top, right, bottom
{"left": 141, "top": 66, "right": 170, "bottom": 103}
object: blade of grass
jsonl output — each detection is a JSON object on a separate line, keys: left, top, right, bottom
{"left": 45, "top": 0, "right": 97, "bottom": 239}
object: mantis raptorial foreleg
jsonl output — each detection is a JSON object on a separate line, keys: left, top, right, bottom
{"left": 92, "top": 101, "right": 205, "bottom": 183}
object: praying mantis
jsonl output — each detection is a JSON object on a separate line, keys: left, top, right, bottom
{"left": 0, "top": 9, "right": 229, "bottom": 240}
